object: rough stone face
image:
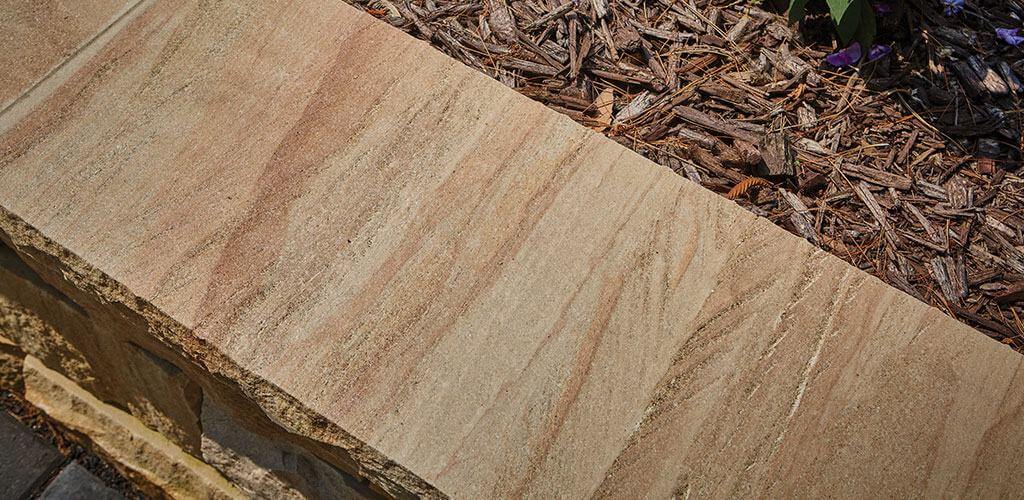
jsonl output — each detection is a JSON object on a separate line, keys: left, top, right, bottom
{"left": 0, "top": 241, "right": 204, "bottom": 453}
{"left": 2, "top": 239, "right": 385, "bottom": 498}
{"left": 21, "top": 355, "right": 243, "bottom": 499}
{"left": 200, "top": 399, "right": 376, "bottom": 499}
{"left": 1, "top": 265, "right": 377, "bottom": 499}
{"left": 1, "top": 1, "right": 1024, "bottom": 498}
{"left": 0, "top": 333, "right": 24, "bottom": 391}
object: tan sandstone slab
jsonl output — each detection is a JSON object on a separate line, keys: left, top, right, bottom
{"left": 0, "top": 0, "right": 134, "bottom": 108}
{"left": 1, "top": 1, "right": 1023, "bottom": 497}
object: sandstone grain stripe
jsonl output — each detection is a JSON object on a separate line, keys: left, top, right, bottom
{"left": 1, "top": 1, "right": 1023, "bottom": 498}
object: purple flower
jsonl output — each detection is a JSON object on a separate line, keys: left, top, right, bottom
{"left": 873, "top": 2, "right": 893, "bottom": 15}
{"left": 826, "top": 42, "right": 862, "bottom": 67}
{"left": 996, "top": 28, "right": 1024, "bottom": 47}
{"left": 868, "top": 44, "right": 892, "bottom": 61}
{"left": 943, "top": 0, "right": 964, "bottom": 16}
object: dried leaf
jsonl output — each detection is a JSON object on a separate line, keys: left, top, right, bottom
{"left": 727, "top": 177, "right": 772, "bottom": 200}
{"left": 593, "top": 88, "right": 615, "bottom": 130}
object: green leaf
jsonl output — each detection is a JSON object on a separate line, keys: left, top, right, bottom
{"left": 789, "top": 0, "right": 877, "bottom": 49}
{"left": 788, "top": 0, "right": 810, "bottom": 24}
{"left": 829, "top": 0, "right": 860, "bottom": 43}
{"left": 854, "top": 0, "right": 877, "bottom": 49}
{"left": 825, "top": 0, "right": 856, "bottom": 20}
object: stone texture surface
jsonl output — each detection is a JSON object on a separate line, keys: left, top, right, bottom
{"left": 0, "top": 0, "right": 132, "bottom": 107}
{"left": 2, "top": 238, "right": 384, "bottom": 498}
{"left": 21, "top": 356, "right": 244, "bottom": 499}
{"left": 0, "top": 333, "right": 25, "bottom": 391}
{"left": 0, "top": 240, "right": 204, "bottom": 454}
{"left": 1, "top": 1, "right": 1024, "bottom": 498}
{"left": 200, "top": 398, "right": 376, "bottom": 499}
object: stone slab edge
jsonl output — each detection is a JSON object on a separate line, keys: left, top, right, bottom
{"left": 0, "top": 208, "right": 444, "bottom": 499}
{"left": 3, "top": 350, "right": 242, "bottom": 499}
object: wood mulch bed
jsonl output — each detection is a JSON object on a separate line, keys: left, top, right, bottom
{"left": 350, "top": 0, "right": 1024, "bottom": 348}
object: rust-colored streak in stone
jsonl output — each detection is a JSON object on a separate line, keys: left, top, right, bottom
{"left": 1, "top": 1, "right": 1024, "bottom": 498}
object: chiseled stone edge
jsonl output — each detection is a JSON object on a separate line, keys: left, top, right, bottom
{"left": 16, "top": 354, "right": 243, "bottom": 499}
{"left": 0, "top": 206, "right": 445, "bottom": 499}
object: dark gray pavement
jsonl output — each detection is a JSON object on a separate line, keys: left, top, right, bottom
{"left": 0, "top": 412, "right": 122, "bottom": 499}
